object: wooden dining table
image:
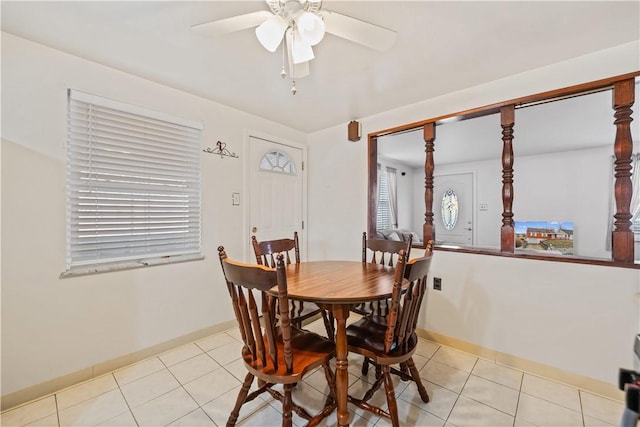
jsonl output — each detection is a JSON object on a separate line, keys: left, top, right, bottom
{"left": 280, "top": 260, "right": 401, "bottom": 427}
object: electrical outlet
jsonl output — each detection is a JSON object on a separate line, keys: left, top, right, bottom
{"left": 433, "top": 277, "right": 442, "bottom": 291}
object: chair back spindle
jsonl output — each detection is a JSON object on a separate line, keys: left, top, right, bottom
{"left": 385, "top": 251, "right": 433, "bottom": 354}
{"left": 218, "top": 246, "right": 293, "bottom": 373}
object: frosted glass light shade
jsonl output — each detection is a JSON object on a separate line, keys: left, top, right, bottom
{"left": 255, "top": 15, "right": 287, "bottom": 52}
{"left": 289, "top": 29, "right": 314, "bottom": 64}
{"left": 296, "top": 11, "right": 325, "bottom": 46}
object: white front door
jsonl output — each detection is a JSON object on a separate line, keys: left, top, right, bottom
{"left": 434, "top": 172, "right": 474, "bottom": 245}
{"left": 248, "top": 136, "right": 304, "bottom": 256}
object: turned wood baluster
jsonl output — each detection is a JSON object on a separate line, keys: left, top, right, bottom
{"left": 501, "top": 105, "right": 515, "bottom": 253}
{"left": 423, "top": 123, "right": 435, "bottom": 243}
{"left": 368, "top": 135, "right": 378, "bottom": 238}
{"left": 612, "top": 78, "right": 636, "bottom": 263}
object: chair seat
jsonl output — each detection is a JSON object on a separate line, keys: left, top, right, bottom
{"left": 243, "top": 327, "right": 335, "bottom": 384}
{"left": 346, "top": 317, "right": 418, "bottom": 360}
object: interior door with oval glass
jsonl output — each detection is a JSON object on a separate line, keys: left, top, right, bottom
{"left": 434, "top": 172, "right": 474, "bottom": 245}
{"left": 249, "top": 136, "right": 304, "bottom": 255}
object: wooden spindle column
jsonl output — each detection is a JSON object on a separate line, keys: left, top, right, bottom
{"left": 368, "top": 135, "right": 378, "bottom": 238}
{"left": 501, "top": 105, "right": 515, "bottom": 252}
{"left": 612, "top": 78, "right": 635, "bottom": 263}
{"left": 423, "top": 123, "right": 435, "bottom": 243}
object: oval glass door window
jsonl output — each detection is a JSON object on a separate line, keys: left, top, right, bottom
{"left": 441, "top": 189, "right": 459, "bottom": 231}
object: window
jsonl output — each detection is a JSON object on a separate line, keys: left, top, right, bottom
{"left": 64, "top": 90, "right": 202, "bottom": 274}
{"left": 376, "top": 164, "right": 397, "bottom": 231}
{"left": 259, "top": 150, "right": 296, "bottom": 174}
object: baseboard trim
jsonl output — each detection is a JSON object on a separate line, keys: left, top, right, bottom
{"left": 1, "top": 320, "right": 236, "bottom": 412}
{"left": 418, "top": 329, "right": 624, "bottom": 402}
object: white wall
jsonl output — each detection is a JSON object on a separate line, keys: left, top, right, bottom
{"left": 1, "top": 33, "right": 306, "bottom": 396}
{"left": 308, "top": 41, "right": 640, "bottom": 385}
{"left": 435, "top": 146, "right": 612, "bottom": 258}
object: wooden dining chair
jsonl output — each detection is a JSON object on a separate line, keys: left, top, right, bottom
{"left": 352, "top": 231, "right": 413, "bottom": 318}
{"left": 252, "top": 233, "right": 333, "bottom": 338}
{"left": 217, "top": 246, "right": 337, "bottom": 427}
{"left": 346, "top": 249, "right": 433, "bottom": 427}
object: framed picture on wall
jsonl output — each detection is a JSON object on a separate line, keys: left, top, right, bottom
{"left": 515, "top": 221, "right": 574, "bottom": 255}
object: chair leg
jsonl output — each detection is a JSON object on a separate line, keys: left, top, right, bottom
{"left": 362, "top": 356, "right": 370, "bottom": 375}
{"left": 227, "top": 372, "right": 254, "bottom": 427}
{"left": 321, "top": 310, "right": 335, "bottom": 341}
{"left": 382, "top": 366, "right": 400, "bottom": 427}
{"left": 282, "top": 383, "right": 294, "bottom": 427}
{"left": 406, "top": 357, "right": 430, "bottom": 403}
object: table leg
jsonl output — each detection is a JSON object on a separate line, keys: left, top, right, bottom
{"left": 333, "top": 304, "right": 350, "bottom": 427}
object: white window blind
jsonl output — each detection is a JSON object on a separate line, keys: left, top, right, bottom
{"left": 66, "top": 90, "right": 202, "bottom": 270}
{"left": 377, "top": 163, "right": 392, "bottom": 231}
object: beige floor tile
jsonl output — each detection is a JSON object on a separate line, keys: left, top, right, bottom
{"left": 416, "top": 338, "right": 440, "bottom": 359}
{"left": 56, "top": 374, "right": 118, "bottom": 410}
{"left": 168, "top": 352, "right": 220, "bottom": 385}
{"left": 120, "top": 369, "right": 180, "bottom": 408}
{"left": 207, "top": 340, "right": 244, "bottom": 366}
{"left": 515, "top": 393, "right": 584, "bottom": 426}
{"left": 201, "top": 385, "right": 270, "bottom": 426}
{"left": 183, "top": 367, "right": 241, "bottom": 406}
{"left": 1, "top": 396, "right": 57, "bottom": 427}
{"left": 195, "top": 332, "right": 238, "bottom": 352}
{"left": 375, "top": 400, "right": 446, "bottom": 427}
{"left": 521, "top": 374, "right": 581, "bottom": 412}
{"left": 58, "top": 389, "right": 129, "bottom": 426}
{"left": 461, "top": 375, "right": 519, "bottom": 415}
{"left": 580, "top": 391, "right": 625, "bottom": 426}
{"left": 236, "top": 402, "right": 285, "bottom": 427}
{"left": 97, "top": 410, "right": 137, "bottom": 426}
{"left": 398, "top": 379, "right": 458, "bottom": 420}
{"left": 409, "top": 353, "right": 430, "bottom": 372}
{"left": 113, "top": 357, "right": 165, "bottom": 386}
{"left": 471, "top": 359, "right": 523, "bottom": 390}
{"left": 302, "top": 365, "right": 335, "bottom": 395}
{"left": 158, "top": 343, "right": 204, "bottom": 367}
{"left": 420, "top": 359, "right": 471, "bottom": 393}
{"left": 584, "top": 414, "right": 617, "bottom": 426}
{"left": 167, "top": 408, "right": 216, "bottom": 426}
{"left": 448, "top": 395, "right": 514, "bottom": 426}
{"left": 131, "top": 387, "right": 199, "bottom": 426}
{"left": 431, "top": 347, "right": 478, "bottom": 373}
{"left": 289, "top": 382, "right": 335, "bottom": 426}
{"left": 24, "top": 413, "right": 59, "bottom": 427}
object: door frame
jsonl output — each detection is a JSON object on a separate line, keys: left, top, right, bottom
{"left": 242, "top": 129, "right": 308, "bottom": 262}
{"left": 433, "top": 170, "right": 477, "bottom": 246}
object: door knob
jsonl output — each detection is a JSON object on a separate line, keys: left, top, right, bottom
{"left": 251, "top": 226, "right": 258, "bottom": 233}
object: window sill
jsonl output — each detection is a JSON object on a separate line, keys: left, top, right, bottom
{"left": 59, "top": 253, "right": 204, "bottom": 279}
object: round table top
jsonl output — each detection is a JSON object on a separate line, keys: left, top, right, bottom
{"left": 282, "top": 260, "right": 400, "bottom": 304}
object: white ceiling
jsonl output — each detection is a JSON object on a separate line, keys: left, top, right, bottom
{"left": 2, "top": 1, "right": 639, "bottom": 133}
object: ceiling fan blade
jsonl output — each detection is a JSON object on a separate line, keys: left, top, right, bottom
{"left": 320, "top": 10, "right": 396, "bottom": 52}
{"left": 192, "top": 11, "right": 273, "bottom": 37}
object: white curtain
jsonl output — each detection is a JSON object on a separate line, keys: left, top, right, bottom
{"left": 607, "top": 153, "right": 640, "bottom": 250}
{"left": 386, "top": 167, "right": 398, "bottom": 228}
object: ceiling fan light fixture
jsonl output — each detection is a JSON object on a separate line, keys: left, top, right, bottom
{"left": 255, "top": 14, "right": 287, "bottom": 52}
{"left": 286, "top": 28, "right": 315, "bottom": 64}
{"left": 296, "top": 11, "right": 325, "bottom": 46}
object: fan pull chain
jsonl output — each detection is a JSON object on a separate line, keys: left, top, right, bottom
{"left": 290, "top": 26, "right": 297, "bottom": 95}
{"left": 280, "top": 40, "right": 287, "bottom": 79}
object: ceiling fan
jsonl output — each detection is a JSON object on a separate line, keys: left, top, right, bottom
{"left": 192, "top": 0, "right": 396, "bottom": 94}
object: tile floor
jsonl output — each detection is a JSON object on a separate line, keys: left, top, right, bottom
{"left": 1, "top": 318, "right": 625, "bottom": 427}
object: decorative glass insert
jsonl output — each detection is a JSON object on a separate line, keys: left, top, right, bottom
{"left": 259, "top": 150, "right": 296, "bottom": 174}
{"left": 441, "top": 188, "right": 459, "bottom": 231}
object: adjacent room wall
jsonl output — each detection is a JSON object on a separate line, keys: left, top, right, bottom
{"left": 307, "top": 41, "right": 640, "bottom": 388}
{"left": 1, "top": 33, "right": 306, "bottom": 400}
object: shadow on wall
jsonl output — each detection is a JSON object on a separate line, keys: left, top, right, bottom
{"left": 422, "top": 267, "right": 491, "bottom": 351}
